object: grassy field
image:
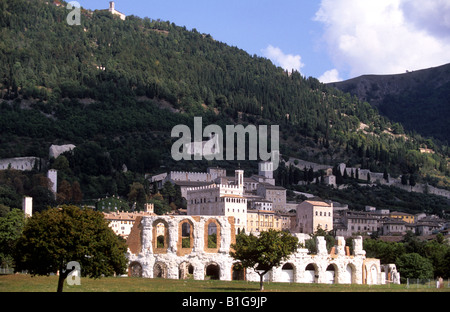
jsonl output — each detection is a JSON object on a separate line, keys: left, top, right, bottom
{"left": 1, "top": 274, "right": 449, "bottom": 292}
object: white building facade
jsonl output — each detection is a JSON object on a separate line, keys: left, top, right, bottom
{"left": 186, "top": 170, "right": 247, "bottom": 233}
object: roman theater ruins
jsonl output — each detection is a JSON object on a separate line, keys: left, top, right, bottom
{"left": 126, "top": 215, "right": 390, "bottom": 285}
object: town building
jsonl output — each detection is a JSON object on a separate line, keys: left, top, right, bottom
{"left": 256, "top": 183, "right": 286, "bottom": 212}
{"left": 414, "top": 215, "right": 445, "bottom": 236}
{"left": 96, "top": 196, "right": 129, "bottom": 211}
{"left": 186, "top": 170, "right": 247, "bottom": 233}
{"left": 103, "top": 203, "right": 155, "bottom": 238}
{"left": 149, "top": 167, "right": 225, "bottom": 198}
{"left": 107, "top": 1, "right": 126, "bottom": 20}
{"left": 334, "top": 209, "right": 381, "bottom": 237}
{"left": 247, "top": 208, "right": 281, "bottom": 234}
{"left": 0, "top": 157, "right": 41, "bottom": 171}
{"left": 390, "top": 211, "right": 415, "bottom": 224}
{"left": 296, "top": 200, "right": 333, "bottom": 234}
{"left": 380, "top": 219, "right": 407, "bottom": 236}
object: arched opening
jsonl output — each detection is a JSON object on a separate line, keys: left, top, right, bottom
{"left": 179, "top": 261, "right": 194, "bottom": 280}
{"left": 208, "top": 222, "right": 217, "bottom": 248}
{"left": 342, "top": 263, "right": 355, "bottom": 284}
{"left": 367, "top": 264, "right": 378, "bottom": 285}
{"left": 182, "top": 222, "right": 191, "bottom": 245}
{"left": 153, "top": 262, "right": 168, "bottom": 278}
{"left": 204, "top": 219, "right": 221, "bottom": 252}
{"left": 232, "top": 263, "right": 245, "bottom": 281}
{"left": 178, "top": 219, "right": 194, "bottom": 255}
{"left": 128, "top": 261, "right": 142, "bottom": 277}
{"left": 305, "top": 263, "right": 318, "bottom": 283}
{"left": 152, "top": 219, "right": 169, "bottom": 254}
{"left": 325, "top": 264, "right": 337, "bottom": 284}
{"left": 281, "top": 263, "right": 295, "bottom": 283}
{"left": 205, "top": 263, "right": 220, "bottom": 280}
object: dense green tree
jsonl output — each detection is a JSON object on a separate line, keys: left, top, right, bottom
{"left": 230, "top": 230, "right": 299, "bottom": 291}
{"left": 0, "top": 208, "right": 25, "bottom": 268}
{"left": 396, "top": 253, "right": 434, "bottom": 283}
{"left": 14, "top": 205, "right": 128, "bottom": 292}
{"left": 363, "top": 238, "right": 406, "bottom": 264}
{"left": 127, "top": 182, "right": 147, "bottom": 211}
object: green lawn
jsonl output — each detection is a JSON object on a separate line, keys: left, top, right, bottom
{"left": 1, "top": 274, "right": 449, "bottom": 292}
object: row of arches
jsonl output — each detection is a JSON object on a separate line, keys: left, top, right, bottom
{"left": 128, "top": 261, "right": 224, "bottom": 280}
{"left": 128, "top": 260, "right": 379, "bottom": 285}
{"left": 152, "top": 218, "right": 222, "bottom": 255}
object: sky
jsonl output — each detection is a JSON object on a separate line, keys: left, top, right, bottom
{"left": 80, "top": 0, "right": 450, "bottom": 83}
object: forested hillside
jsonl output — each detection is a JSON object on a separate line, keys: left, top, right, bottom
{"left": 329, "top": 63, "right": 450, "bottom": 143}
{"left": 0, "top": 0, "right": 449, "bottom": 203}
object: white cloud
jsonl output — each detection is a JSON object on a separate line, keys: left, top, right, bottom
{"left": 262, "top": 45, "right": 304, "bottom": 73}
{"left": 318, "top": 69, "right": 342, "bottom": 83}
{"left": 314, "top": 0, "right": 450, "bottom": 78}
{"left": 401, "top": 0, "right": 450, "bottom": 39}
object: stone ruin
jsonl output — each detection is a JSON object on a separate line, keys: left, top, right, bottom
{"left": 126, "top": 215, "right": 387, "bottom": 285}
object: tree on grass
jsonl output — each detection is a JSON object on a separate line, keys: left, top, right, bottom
{"left": 14, "top": 205, "right": 128, "bottom": 292}
{"left": 230, "top": 230, "right": 299, "bottom": 291}
{"left": 0, "top": 208, "right": 25, "bottom": 269}
{"left": 396, "top": 253, "right": 434, "bottom": 283}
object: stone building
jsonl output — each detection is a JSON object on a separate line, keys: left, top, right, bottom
{"left": 334, "top": 210, "right": 380, "bottom": 237}
{"left": 256, "top": 183, "right": 286, "bottom": 212}
{"left": 390, "top": 211, "right": 415, "bottom": 224}
{"left": 108, "top": 1, "right": 126, "bottom": 20}
{"left": 126, "top": 215, "right": 387, "bottom": 285}
{"left": 0, "top": 157, "right": 41, "bottom": 171}
{"left": 381, "top": 219, "right": 407, "bottom": 236}
{"left": 247, "top": 208, "right": 281, "bottom": 234}
{"left": 104, "top": 203, "right": 155, "bottom": 239}
{"left": 296, "top": 200, "right": 333, "bottom": 234}
{"left": 186, "top": 170, "right": 247, "bottom": 233}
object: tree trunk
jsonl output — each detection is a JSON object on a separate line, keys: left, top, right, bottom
{"left": 260, "top": 275, "right": 264, "bottom": 291}
{"left": 258, "top": 270, "right": 269, "bottom": 291}
{"left": 57, "top": 271, "right": 68, "bottom": 292}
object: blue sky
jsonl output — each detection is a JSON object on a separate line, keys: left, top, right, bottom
{"left": 80, "top": 0, "right": 450, "bottom": 82}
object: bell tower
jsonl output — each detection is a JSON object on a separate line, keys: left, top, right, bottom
{"left": 235, "top": 170, "right": 244, "bottom": 188}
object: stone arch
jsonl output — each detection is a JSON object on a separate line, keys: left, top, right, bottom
{"left": 205, "top": 262, "right": 220, "bottom": 280}
{"left": 325, "top": 264, "right": 338, "bottom": 284}
{"left": 280, "top": 263, "right": 295, "bottom": 283}
{"left": 231, "top": 262, "right": 245, "bottom": 281}
{"left": 204, "top": 218, "right": 221, "bottom": 253}
{"left": 128, "top": 261, "right": 143, "bottom": 277}
{"left": 153, "top": 261, "right": 168, "bottom": 278}
{"left": 342, "top": 263, "right": 357, "bottom": 284}
{"left": 152, "top": 219, "right": 169, "bottom": 254}
{"left": 366, "top": 264, "right": 379, "bottom": 285}
{"left": 178, "top": 219, "right": 194, "bottom": 256}
{"left": 304, "top": 263, "right": 318, "bottom": 283}
{"left": 178, "top": 261, "right": 194, "bottom": 280}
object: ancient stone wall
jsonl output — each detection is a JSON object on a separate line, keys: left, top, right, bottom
{"left": 126, "top": 216, "right": 383, "bottom": 285}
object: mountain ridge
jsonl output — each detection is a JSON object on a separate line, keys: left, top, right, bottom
{"left": 0, "top": 0, "right": 449, "bottom": 201}
{"left": 328, "top": 63, "right": 450, "bottom": 142}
